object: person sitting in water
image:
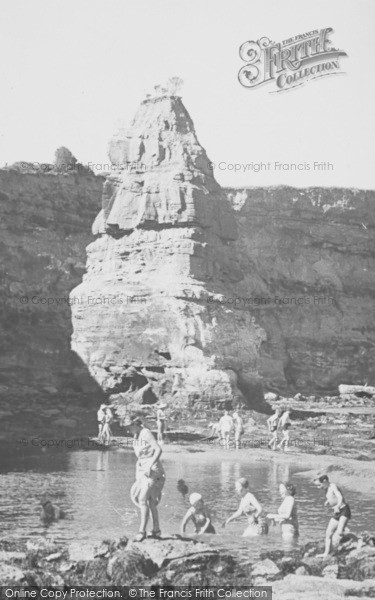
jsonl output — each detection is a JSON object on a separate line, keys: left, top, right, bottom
{"left": 267, "top": 482, "right": 299, "bottom": 540}
{"left": 233, "top": 409, "right": 244, "bottom": 449}
{"left": 219, "top": 410, "right": 234, "bottom": 448}
{"left": 224, "top": 478, "right": 267, "bottom": 536}
{"left": 313, "top": 474, "right": 351, "bottom": 558}
{"left": 40, "top": 498, "right": 65, "bottom": 523}
{"left": 180, "top": 493, "right": 216, "bottom": 535}
{"left": 267, "top": 407, "right": 282, "bottom": 450}
{"left": 277, "top": 409, "right": 292, "bottom": 451}
{"left": 97, "top": 403, "right": 106, "bottom": 442}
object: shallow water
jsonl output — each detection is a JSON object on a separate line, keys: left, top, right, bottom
{"left": 0, "top": 445, "right": 374, "bottom": 561}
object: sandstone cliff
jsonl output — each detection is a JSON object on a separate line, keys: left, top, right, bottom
{"left": 70, "top": 96, "right": 266, "bottom": 409}
{"left": 227, "top": 186, "right": 375, "bottom": 392}
{"left": 0, "top": 165, "right": 104, "bottom": 426}
{"left": 71, "top": 95, "right": 375, "bottom": 405}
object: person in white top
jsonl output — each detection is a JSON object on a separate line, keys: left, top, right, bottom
{"left": 102, "top": 406, "right": 113, "bottom": 446}
{"left": 219, "top": 410, "right": 234, "bottom": 448}
{"left": 267, "top": 482, "right": 299, "bottom": 540}
{"left": 156, "top": 403, "right": 167, "bottom": 444}
{"left": 224, "top": 478, "right": 267, "bottom": 536}
{"left": 267, "top": 407, "right": 282, "bottom": 450}
{"left": 97, "top": 404, "right": 106, "bottom": 443}
{"left": 129, "top": 418, "right": 165, "bottom": 542}
{"left": 277, "top": 409, "right": 292, "bottom": 451}
{"left": 232, "top": 410, "right": 244, "bottom": 449}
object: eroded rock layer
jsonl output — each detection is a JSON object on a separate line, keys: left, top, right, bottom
{"left": 227, "top": 187, "right": 375, "bottom": 392}
{"left": 71, "top": 96, "right": 375, "bottom": 404}
{"left": 71, "top": 96, "right": 266, "bottom": 407}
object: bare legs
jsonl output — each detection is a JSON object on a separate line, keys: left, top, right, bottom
{"left": 268, "top": 431, "right": 278, "bottom": 450}
{"left": 319, "top": 516, "right": 348, "bottom": 558}
{"left": 134, "top": 476, "right": 164, "bottom": 539}
{"left": 278, "top": 431, "right": 290, "bottom": 451}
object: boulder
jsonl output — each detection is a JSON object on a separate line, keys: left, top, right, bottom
{"left": 264, "top": 392, "right": 278, "bottom": 402}
{"left": 251, "top": 558, "right": 280, "bottom": 577}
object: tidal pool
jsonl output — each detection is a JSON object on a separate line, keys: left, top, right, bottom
{"left": 0, "top": 445, "right": 374, "bottom": 561}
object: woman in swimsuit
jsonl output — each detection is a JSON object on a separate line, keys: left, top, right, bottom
{"left": 129, "top": 418, "right": 165, "bottom": 541}
{"left": 314, "top": 474, "right": 351, "bottom": 557}
{"left": 180, "top": 493, "right": 216, "bottom": 535}
{"left": 224, "top": 478, "right": 267, "bottom": 536}
{"left": 267, "top": 482, "right": 299, "bottom": 540}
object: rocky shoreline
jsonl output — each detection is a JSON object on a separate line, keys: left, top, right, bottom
{"left": 1, "top": 531, "right": 375, "bottom": 599}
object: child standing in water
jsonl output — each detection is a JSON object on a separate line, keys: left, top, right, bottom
{"left": 224, "top": 478, "right": 267, "bottom": 536}
{"left": 278, "top": 409, "right": 292, "bottom": 451}
{"left": 180, "top": 493, "right": 216, "bottom": 535}
{"left": 267, "top": 407, "right": 282, "bottom": 450}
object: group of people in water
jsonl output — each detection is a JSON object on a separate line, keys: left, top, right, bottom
{"left": 127, "top": 414, "right": 352, "bottom": 558}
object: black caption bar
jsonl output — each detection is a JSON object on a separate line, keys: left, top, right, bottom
{"left": 0, "top": 587, "right": 272, "bottom": 600}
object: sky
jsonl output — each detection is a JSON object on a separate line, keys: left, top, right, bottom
{"left": 0, "top": 0, "right": 374, "bottom": 189}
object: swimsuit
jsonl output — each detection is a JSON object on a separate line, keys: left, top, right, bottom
{"left": 332, "top": 504, "right": 351, "bottom": 521}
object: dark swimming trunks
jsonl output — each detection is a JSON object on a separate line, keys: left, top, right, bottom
{"left": 332, "top": 504, "right": 351, "bottom": 521}
{"left": 271, "top": 425, "right": 277, "bottom": 432}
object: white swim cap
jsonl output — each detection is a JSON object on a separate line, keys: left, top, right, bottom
{"left": 189, "top": 493, "right": 202, "bottom": 505}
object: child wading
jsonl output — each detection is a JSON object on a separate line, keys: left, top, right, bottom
{"left": 181, "top": 493, "right": 216, "bottom": 535}
{"left": 314, "top": 474, "right": 352, "bottom": 558}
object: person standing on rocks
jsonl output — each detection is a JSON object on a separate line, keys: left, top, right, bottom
{"left": 129, "top": 418, "right": 165, "bottom": 542}
{"left": 267, "top": 407, "right": 282, "bottom": 450}
{"left": 156, "top": 403, "right": 167, "bottom": 444}
{"left": 233, "top": 409, "right": 244, "bottom": 449}
{"left": 219, "top": 410, "right": 234, "bottom": 448}
{"left": 267, "top": 482, "right": 299, "bottom": 541}
{"left": 314, "top": 474, "right": 351, "bottom": 558}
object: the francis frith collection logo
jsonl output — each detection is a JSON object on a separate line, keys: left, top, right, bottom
{"left": 238, "top": 28, "right": 347, "bottom": 92}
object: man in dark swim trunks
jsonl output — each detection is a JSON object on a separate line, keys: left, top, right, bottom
{"left": 314, "top": 474, "right": 351, "bottom": 558}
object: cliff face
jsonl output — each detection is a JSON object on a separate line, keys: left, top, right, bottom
{"left": 226, "top": 187, "right": 375, "bottom": 392}
{"left": 0, "top": 168, "right": 104, "bottom": 409}
{"left": 70, "top": 96, "right": 266, "bottom": 408}
{"left": 70, "top": 97, "right": 375, "bottom": 406}
{"left": 1, "top": 99, "right": 373, "bottom": 415}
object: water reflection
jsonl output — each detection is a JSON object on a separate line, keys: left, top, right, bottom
{"left": 0, "top": 448, "right": 373, "bottom": 562}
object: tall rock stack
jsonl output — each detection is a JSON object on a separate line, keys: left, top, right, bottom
{"left": 70, "top": 94, "right": 266, "bottom": 408}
